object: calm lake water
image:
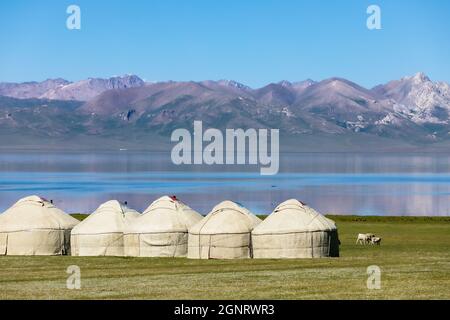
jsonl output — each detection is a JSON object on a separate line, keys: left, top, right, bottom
{"left": 1, "top": 151, "right": 450, "bottom": 216}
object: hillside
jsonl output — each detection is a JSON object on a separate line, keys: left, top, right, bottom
{"left": 2, "top": 73, "right": 450, "bottom": 151}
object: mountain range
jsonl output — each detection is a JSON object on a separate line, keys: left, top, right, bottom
{"left": 1, "top": 73, "right": 450, "bottom": 151}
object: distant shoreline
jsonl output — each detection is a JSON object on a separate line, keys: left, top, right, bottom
{"left": 2, "top": 147, "right": 450, "bottom": 154}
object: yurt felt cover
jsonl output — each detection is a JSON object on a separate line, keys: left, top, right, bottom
{"left": 188, "top": 201, "right": 262, "bottom": 260}
{"left": 124, "top": 196, "right": 203, "bottom": 257}
{"left": 0, "top": 196, "right": 79, "bottom": 256}
{"left": 252, "top": 199, "right": 340, "bottom": 258}
{"left": 71, "top": 200, "right": 140, "bottom": 257}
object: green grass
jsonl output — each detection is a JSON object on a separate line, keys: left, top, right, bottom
{"left": 70, "top": 214, "right": 89, "bottom": 221}
{"left": 0, "top": 217, "right": 449, "bottom": 300}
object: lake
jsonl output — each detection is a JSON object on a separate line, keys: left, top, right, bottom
{"left": 1, "top": 151, "right": 450, "bottom": 216}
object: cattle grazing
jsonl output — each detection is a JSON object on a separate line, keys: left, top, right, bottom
{"left": 371, "top": 237, "right": 382, "bottom": 245}
{"left": 356, "top": 233, "right": 374, "bottom": 245}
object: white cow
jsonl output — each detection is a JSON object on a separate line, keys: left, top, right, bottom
{"left": 371, "top": 237, "right": 382, "bottom": 245}
{"left": 356, "top": 233, "right": 374, "bottom": 245}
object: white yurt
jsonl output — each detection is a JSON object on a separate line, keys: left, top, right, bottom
{"left": 0, "top": 195, "right": 79, "bottom": 256}
{"left": 124, "top": 196, "right": 203, "bottom": 257}
{"left": 70, "top": 200, "right": 140, "bottom": 256}
{"left": 187, "top": 200, "right": 262, "bottom": 259}
{"left": 252, "top": 199, "right": 340, "bottom": 259}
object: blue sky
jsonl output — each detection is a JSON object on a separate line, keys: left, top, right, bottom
{"left": 0, "top": 0, "right": 449, "bottom": 88}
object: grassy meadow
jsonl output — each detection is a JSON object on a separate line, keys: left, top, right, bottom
{"left": 0, "top": 216, "right": 449, "bottom": 299}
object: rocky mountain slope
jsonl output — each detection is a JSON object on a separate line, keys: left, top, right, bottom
{"left": 1, "top": 73, "right": 450, "bottom": 150}
{"left": 0, "top": 75, "right": 145, "bottom": 101}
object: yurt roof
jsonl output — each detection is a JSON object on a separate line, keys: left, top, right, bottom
{"left": 71, "top": 200, "right": 139, "bottom": 235}
{"left": 252, "top": 199, "right": 336, "bottom": 235}
{"left": 125, "top": 196, "right": 203, "bottom": 234}
{"left": 210, "top": 200, "right": 262, "bottom": 226}
{"left": 0, "top": 195, "right": 79, "bottom": 232}
{"left": 189, "top": 200, "right": 262, "bottom": 235}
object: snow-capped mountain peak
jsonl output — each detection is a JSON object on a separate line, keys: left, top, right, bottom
{"left": 411, "top": 72, "right": 431, "bottom": 83}
{"left": 373, "top": 72, "right": 450, "bottom": 124}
